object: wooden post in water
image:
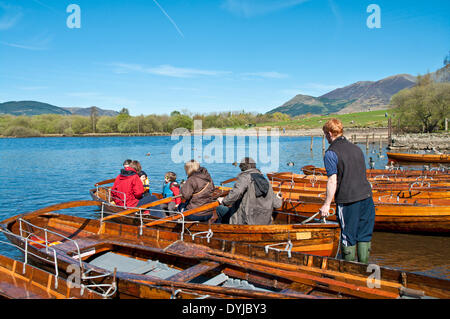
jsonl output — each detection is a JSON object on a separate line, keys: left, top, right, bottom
{"left": 379, "top": 135, "right": 383, "bottom": 151}
{"left": 388, "top": 118, "right": 392, "bottom": 147}
{"left": 310, "top": 136, "right": 314, "bottom": 151}
{"left": 366, "top": 135, "right": 369, "bottom": 151}
{"left": 372, "top": 133, "right": 375, "bottom": 144}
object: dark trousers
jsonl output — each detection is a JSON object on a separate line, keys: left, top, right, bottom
{"left": 215, "top": 205, "right": 236, "bottom": 224}
{"left": 336, "top": 197, "right": 375, "bottom": 247}
{"left": 138, "top": 194, "right": 164, "bottom": 218}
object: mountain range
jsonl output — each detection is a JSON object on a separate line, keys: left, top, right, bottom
{"left": 268, "top": 65, "right": 449, "bottom": 116}
{"left": 0, "top": 101, "right": 119, "bottom": 117}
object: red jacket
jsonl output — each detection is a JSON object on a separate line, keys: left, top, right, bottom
{"left": 111, "top": 168, "right": 144, "bottom": 207}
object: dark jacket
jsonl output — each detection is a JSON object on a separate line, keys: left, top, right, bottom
{"left": 222, "top": 168, "right": 282, "bottom": 225}
{"left": 111, "top": 168, "right": 144, "bottom": 207}
{"left": 180, "top": 167, "right": 215, "bottom": 216}
{"left": 327, "top": 136, "right": 373, "bottom": 204}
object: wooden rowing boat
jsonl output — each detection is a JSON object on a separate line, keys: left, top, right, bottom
{"left": 268, "top": 172, "right": 450, "bottom": 190}
{"left": 271, "top": 180, "right": 450, "bottom": 199}
{"left": 387, "top": 152, "right": 450, "bottom": 163}
{"left": 1, "top": 202, "right": 448, "bottom": 299}
{"left": 268, "top": 172, "right": 450, "bottom": 234}
{"left": 302, "top": 165, "right": 450, "bottom": 179}
{"left": 277, "top": 196, "right": 450, "bottom": 234}
{"left": 90, "top": 184, "right": 340, "bottom": 257}
{"left": 0, "top": 253, "right": 103, "bottom": 299}
{"left": 276, "top": 188, "right": 450, "bottom": 206}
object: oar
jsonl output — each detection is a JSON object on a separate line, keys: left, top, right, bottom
{"left": 98, "top": 195, "right": 181, "bottom": 234}
{"left": 101, "top": 195, "right": 182, "bottom": 222}
{"left": 95, "top": 178, "right": 116, "bottom": 187}
{"left": 144, "top": 201, "right": 220, "bottom": 227}
{"left": 220, "top": 177, "right": 237, "bottom": 186}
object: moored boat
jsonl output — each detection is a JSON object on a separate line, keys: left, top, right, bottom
{"left": 387, "top": 152, "right": 450, "bottom": 163}
{"left": 90, "top": 182, "right": 341, "bottom": 257}
{"left": 1, "top": 202, "right": 449, "bottom": 299}
{"left": 302, "top": 165, "right": 450, "bottom": 179}
{"left": 0, "top": 253, "right": 104, "bottom": 299}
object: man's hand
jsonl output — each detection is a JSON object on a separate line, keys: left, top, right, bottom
{"left": 319, "top": 203, "right": 330, "bottom": 218}
{"left": 217, "top": 197, "right": 224, "bottom": 205}
{"left": 209, "top": 210, "right": 219, "bottom": 225}
{"left": 276, "top": 191, "right": 283, "bottom": 199}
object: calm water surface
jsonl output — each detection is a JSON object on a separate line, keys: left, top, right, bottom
{"left": 0, "top": 136, "right": 448, "bottom": 279}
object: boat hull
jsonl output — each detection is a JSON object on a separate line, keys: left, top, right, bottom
{"left": 90, "top": 188, "right": 340, "bottom": 257}
{"left": 387, "top": 152, "right": 450, "bottom": 163}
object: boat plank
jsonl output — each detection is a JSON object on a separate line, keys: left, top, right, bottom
{"left": 165, "top": 261, "right": 221, "bottom": 282}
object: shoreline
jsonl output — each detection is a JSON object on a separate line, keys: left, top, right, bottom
{"left": 0, "top": 127, "right": 390, "bottom": 138}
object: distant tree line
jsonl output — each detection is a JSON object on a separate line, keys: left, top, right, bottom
{"left": 0, "top": 107, "right": 291, "bottom": 137}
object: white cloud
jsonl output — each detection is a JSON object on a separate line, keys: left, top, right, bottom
{"left": 0, "top": 2, "right": 23, "bottom": 30}
{"left": 221, "top": 0, "right": 309, "bottom": 18}
{"left": 18, "top": 86, "right": 48, "bottom": 91}
{"left": 241, "top": 71, "right": 289, "bottom": 79}
{"left": 111, "top": 63, "right": 232, "bottom": 78}
{"left": 0, "top": 41, "right": 46, "bottom": 50}
{"left": 0, "top": 32, "right": 53, "bottom": 50}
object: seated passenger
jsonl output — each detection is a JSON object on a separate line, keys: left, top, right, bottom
{"left": 216, "top": 157, "right": 282, "bottom": 225}
{"left": 160, "top": 171, "right": 181, "bottom": 213}
{"left": 139, "top": 170, "right": 151, "bottom": 194}
{"left": 111, "top": 160, "right": 144, "bottom": 208}
{"left": 180, "top": 160, "right": 216, "bottom": 222}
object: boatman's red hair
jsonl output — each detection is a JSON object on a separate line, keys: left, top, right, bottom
{"left": 323, "top": 118, "right": 344, "bottom": 137}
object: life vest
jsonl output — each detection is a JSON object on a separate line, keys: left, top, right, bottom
{"left": 162, "top": 181, "right": 177, "bottom": 198}
{"left": 142, "top": 177, "right": 150, "bottom": 193}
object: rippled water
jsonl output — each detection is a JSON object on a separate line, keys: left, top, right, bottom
{"left": 0, "top": 136, "right": 448, "bottom": 279}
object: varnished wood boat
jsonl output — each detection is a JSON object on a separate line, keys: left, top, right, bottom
{"left": 267, "top": 172, "right": 450, "bottom": 234}
{"left": 302, "top": 165, "right": 450, "bottom": 179}
{"left": 274, "top": 188, "right": 450, "bottom": 206}
{"left": 90, "top": 183, "right": 341, "bottom": 257}
{"left": 271, "top": 180, "right": 450, "bottom": 200}
{"left": 387, "top": 152, "right": 450, "bottom": 163}
{"left": 277, "top": 195, "right": 450, "bottom": 234}
{"left": 0, "top": 253, "right": 103, "bottom": 299}
{"left": 268, "top": 172, "right": 450, "bottom": 190}
{"left": 1, "top": 201, "right": 449, "bottom": 299}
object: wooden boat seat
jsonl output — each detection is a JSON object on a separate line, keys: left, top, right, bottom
{"left": 88, "top": 252, "right": 181, "bottom": 279}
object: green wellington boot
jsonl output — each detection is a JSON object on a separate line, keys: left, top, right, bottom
{"left": 341, "top": 245, "right": 356, "bottom": 262}
{"left": 357, "top": 242, "right": 372, "bottom": 264}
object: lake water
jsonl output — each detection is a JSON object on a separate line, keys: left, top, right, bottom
{"left": 0, "top": 135, "right": 448, "bottom": 280}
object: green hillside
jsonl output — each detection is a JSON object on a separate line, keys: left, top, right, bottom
{"left": 256, "top": 109, "right": 390, "bottom": 129}
{"left": 0, "top": 101, "right": 71, "bottom": 116}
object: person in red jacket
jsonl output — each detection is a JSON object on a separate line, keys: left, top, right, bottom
{"left": 111, "top": 160, "right": 164, "bottom": 217}
{"left": 111, "top": 161, "right": 144, "bottom": 208}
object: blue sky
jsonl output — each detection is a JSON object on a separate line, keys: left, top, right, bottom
{"left": 0, "top": 0, "right": 449, "bottom": 116}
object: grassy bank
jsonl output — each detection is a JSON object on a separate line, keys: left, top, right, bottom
{"left": 251, "top": 110, "right": 390, "bottom": 130}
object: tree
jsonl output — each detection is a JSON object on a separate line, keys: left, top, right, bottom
{"left": 90, "top": 106, "right": 99, "bottom": 133}
{"left": 168, "top": 114, "right": 193, "bottom": 131}
{"left": 97, "top": 116, "right": 118, "bottom": 133}
{"left": 391, "top": 74, "right": 450, "bottom": 133}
